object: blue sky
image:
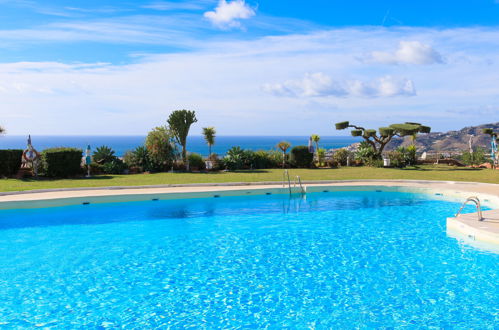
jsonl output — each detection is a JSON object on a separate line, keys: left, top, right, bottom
{"left": 1, "top": 0, "right": 499, "bottom": 135}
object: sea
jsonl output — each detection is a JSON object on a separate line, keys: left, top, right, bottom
{"left": 0, "top": 136, "right": 360, "bottom": 157}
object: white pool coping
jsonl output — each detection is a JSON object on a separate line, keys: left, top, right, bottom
{"left": 1, "top": 180, "right": 498, "bottom": 251}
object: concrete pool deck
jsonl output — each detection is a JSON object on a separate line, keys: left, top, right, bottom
{"left": 0, "top": 179, "right": 498, "bottom": 250}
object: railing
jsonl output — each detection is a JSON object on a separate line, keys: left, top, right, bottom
{"left": 455, "top": 196, "right": 483, "bottom": 221}
{"left": 294, "top": 175, "right": 305, "bottom": 194}
{"left": 283, "top": 170, "right": 306, "bottom": 195}
{"left": 283, "top": 169, "right": 292, "bottom": 194}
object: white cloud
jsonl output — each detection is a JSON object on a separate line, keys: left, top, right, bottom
{"left": 263, "top": 73, "right": 416, "bottom": 98}
{"left": 1, "top": 27, "right": 499, "bottom": 135}
{"left": 142, "top": 1, "right": 208, "bottom": 11}
{"left": 370, "top": 41, "right": 443, "bottom": 65}
{"left": 204, "top": 0, "right": 255, "bottom": 29}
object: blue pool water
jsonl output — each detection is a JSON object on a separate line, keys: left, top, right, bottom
{"left": 0, "top": 191, "right": 497, "bottom": 328}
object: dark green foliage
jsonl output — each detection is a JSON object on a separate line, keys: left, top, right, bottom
{"left": 145, "top": 126, "right": 177, "bottom": 171}
{"left": 363, "top": 129, "right": 377, "bottom": 138}
{"left": 355, "top": 141, "right": 380, "bottom": 166}
{"left": 93, "top": 145, "right": 116, "bottom": 164}
{"left": 332, "top": 148, "right": 350, "bottom": 166}
{"left": 0, "top": 149, "right": 23, "bottom": 177}
{"left": 403, "top": 145, "right": 417, "bottom": 166}
{"left": 335, "top": 121, "right": 350, "bottom": 130}
{"left": 290, "top": 146, "right": 314, "bottom": 168}
{"left": 482, "top": 128, "right": 494, "bottom": 136}
{"left": 41, "top": 147, "right": 82, "bottom": 177}
{"left": 222, "top": 146, "right": 245, "bottom": 170}
{"left": 389, "top": 123, "right": 422, "bottom": 136}
{"left": 387, "top": 150, "right": 406, "bottom": 168}
{"left": 379, "top": 127, "right": 394, "bottom": 137}
{"left": 251, "top": 150, "right": 279, "bottom": 169}
{"left": 327, "top": 159, "right": 339, "bottom": 168}
{"left": 102, "top": 158, "right": 127, "bottom": 174}
{"left": 388, "top": 145, "right": 417, "bottom": 168}
{"left": 419, "top": 125, "right": 431, "bottom": 134}
{"left": 335, "top": 120, "right": 430, "bottom": 159}
{"left": 460, "top": 148, "right": 487, "bottom": 166}
{"left": 351, "top": 129, "right": 363, "bottom": 137}
{"left": 188, "top": 153, "right": 205, "bottom": 170}
{"left": 132, "top": 146, "right": 153, "bottom": 171}
{"left": 124, "top": 146, "right": 160, "bottom": 172}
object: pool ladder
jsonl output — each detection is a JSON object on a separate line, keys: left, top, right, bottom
{"left": 283, "top": 170, "right": 305, "bottom": 194}
{"left": 455, "top": 196, "right": 483, "bottom": 221}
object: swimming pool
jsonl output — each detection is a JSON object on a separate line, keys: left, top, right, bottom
{"left": 0, "top": 190, "right": 497, "bottom": 328}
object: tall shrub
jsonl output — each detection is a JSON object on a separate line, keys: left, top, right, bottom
{"left": 0, "top": 149, "right": 23, "bottom": 177}
{"left": 290, "top": 146, "right": 314, "bottom": 168}
{"left": 41, "top": 148, "right": 82, "bottom": 177}
{"left": 188, "top": 153, "right": 205, "bottom": 170}
{"left": 145, "top": 126, "right": 177, "bottom": 171}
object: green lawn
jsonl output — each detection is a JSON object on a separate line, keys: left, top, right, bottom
{"left": 0, "top": 165, "right": 498, "bottom": 192}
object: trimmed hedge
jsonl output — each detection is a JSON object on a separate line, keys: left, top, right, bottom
{"left": 0, "top": 149, "right": 23, "bottom": 177}
{"left": 41, "top": 147, "right": 83, "bottom": 177}
{"left": 290, "top": 145, "right": 314, "bottom": 168}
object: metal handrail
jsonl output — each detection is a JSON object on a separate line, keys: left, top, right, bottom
{"left": 455, "top": 196, "right": 483, "bottom": 221}
{"left": 283, "top": 169, "right": 292, "bottom": 194}
{"left": 294, "top": 175, "right": 305, "bottom": 194}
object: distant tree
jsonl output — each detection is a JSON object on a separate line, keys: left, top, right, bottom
{"left": 277, "top": 141, "right": 291, "bottom": 168}
{"left": 335, "top": 121, "right": 431, "bottom": 158}
{"left": 202, "top": 127, "right": 216, "bottom": 158}
{"left": 167, "top": 110, "right": 197, "bottom": 170}
{"left": 0, "top": 125, "right": 4, "bottom": 134}
{"left": 145, "top": 126, "right": 177, "bottom": 171}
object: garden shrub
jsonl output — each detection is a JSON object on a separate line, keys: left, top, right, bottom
{"left": 124, "top": 146, "right": 155, "bottom": 172}
{"left": 460, "top": 147, "right": 486, "bottom": 166}
{"left": 0, "top": 149, "right": 23, "bottom": 177}
{"left": 327, "top": 159, "right": 339, "bottom": 168}
{"left": 332, "top": 148, "right": 350, "bottom": 166}
{"left": 251, "top": 150, "right": 279, "bottom": 169}
{"left": 290, "top": 145, "right": 313, "bottom": 168}
{"left": 316, "top": 148, "right": 326, "bottom": 167}
{"left": 102, "top": 158, "right": 128, "bottom": 174}
{"left": 387, "top": 151, "right": 406, "bottom": 168}
{"left": 222, "top": 146, "right": 245, "bottom": 170}
{"left": 355, "top": 141, "right": 380, "bottom": 166}
{"left": 41, "top": 147, "right": 82, "bottom": 177}
{"left": 188, "top": 153, "right": 205, "bottom": 170}
{"left": 93, "top": 145, "right": 116, "bottom": 164}
{"left": 398, "top": 145, "right": 417, "bottom": 166}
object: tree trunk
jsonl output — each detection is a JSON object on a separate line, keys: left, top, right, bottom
{"left": 282, "top": 151, "right": 286, "bottom": 168}
{"left": 208, "top": 145, "right": 212, "bottom": 159}
{"left": 182, "top": 146, "right": 189, "bottom": 171}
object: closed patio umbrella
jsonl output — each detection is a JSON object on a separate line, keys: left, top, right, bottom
{"left": 308, "top": 136, "right": 315, "bottom": 154}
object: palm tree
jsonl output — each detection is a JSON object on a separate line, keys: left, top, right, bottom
{"left": 311, "top": 134, "right": 320, "bottom": 151}
{"left": 0, "top": 125, "right": 4, "bottom": 134}
{"left": 277, "top": 141, "right": 291, "bottom": 168}
{"left": 311, "top": 134, "right": 320, "bottom": 162}
{"left": 167, "top": 110, "right": 198, "bottom": 170}
{"left": 202, "top": 127, "right": 216, "bottom": 158}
